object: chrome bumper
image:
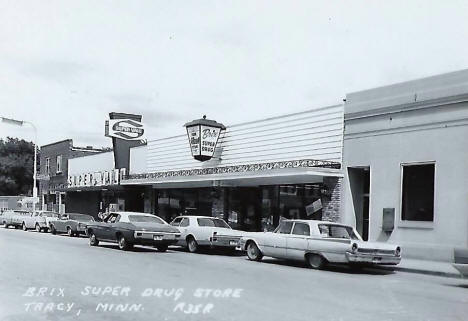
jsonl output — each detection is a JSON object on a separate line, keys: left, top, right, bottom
{"left": 210, "top": 235, "right": 241, "bottom": 247}
{"left": 346, "top": 252, "right": 401, "bottom": 265}
{"left": 134, "top": 231, "right": 181, "bottom": 241}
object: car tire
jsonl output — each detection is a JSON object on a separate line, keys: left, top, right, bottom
{"left": 307, "top": 253, "right": 327, "bottom": 270}
{"left": 246, "top": 241, "right": 263, "bottom": 261}
{"left": 22, "top": 223, "right": 27, "bottom": 231}
{"left": 156, "top": 245, "right": 168, "bottom": 252}
{"left": 67, "top": 227, "right": 73, "bottom": 237}
{"left": 118, "top": 235, "right": 131, "bottom": 251}
{"left": 89, "top": 232, "right": 99, "bottom": 246}
{"left": 35, "top": 224, "right": 41, "bottom": 233}
{"left": 50, "top": 225, "right": 56, "bottom": 235}
{"left": 187, "top": 236, "right": 198, "bottom": 253}
{"left": 3, "top": 222, "right": 8, "bottom": 228}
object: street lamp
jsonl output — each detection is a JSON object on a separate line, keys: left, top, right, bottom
{"left": 1, "top": 117, "right": 38, "bottom": 213}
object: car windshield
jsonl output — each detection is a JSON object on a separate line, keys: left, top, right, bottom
{"left": 128, "top": 215, "right": 165, "bottom": 224}
{"left": 318, "top": 224, "right": 359, "bottom": 240}
{"left": 70, "top": 214, "right": 94, "bottom": 222}
{"left": 197, "top": 218, "right": 231, "bottom": 228}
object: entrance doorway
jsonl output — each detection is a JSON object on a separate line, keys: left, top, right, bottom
{"left": 348, "top": 167, "right": 370, "bottom": 241}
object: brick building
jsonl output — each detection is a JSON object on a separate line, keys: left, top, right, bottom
{"left": 38, "top": 139, "right": 109, "bottom": 213}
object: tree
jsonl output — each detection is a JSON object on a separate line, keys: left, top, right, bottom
{"left": 0, "top": 137, "right": 38, "bottom": 196}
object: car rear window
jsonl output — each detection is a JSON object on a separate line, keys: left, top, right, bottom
{"left": 318, "top": 224, "right": 358, "bottom": 240}
{"left": 197, "top": 218, "right": 230, "bottom": 228}
{"left": 128, "top": 215, "right": 165, "bottom": 224}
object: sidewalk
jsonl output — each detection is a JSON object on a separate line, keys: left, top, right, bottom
{"left": 375, "top": 258, "right": 463, "bottom": 278}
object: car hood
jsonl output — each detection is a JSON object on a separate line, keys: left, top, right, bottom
{"left": 131, "top": 222, "right": 180, "bottom": 233}
{"left": 354, "top": 240, "right": 399, "bottom": 251}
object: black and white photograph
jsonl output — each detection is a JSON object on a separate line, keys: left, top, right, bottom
{"left": 1, "top": 1, "right": 468, "bottom": 320}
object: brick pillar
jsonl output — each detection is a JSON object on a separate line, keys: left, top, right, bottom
{"left": 321, "top": 177, "right": 342, "bottom": 222}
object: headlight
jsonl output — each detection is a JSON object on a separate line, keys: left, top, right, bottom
{"left": 395, "top": 246, "right": 401, "bottom": 257}
{"left": 351, "top": 243, "right": 358, "bottom": 254}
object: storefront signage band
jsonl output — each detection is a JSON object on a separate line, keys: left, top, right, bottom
{"left": 67, "top": 168, "right": 126, "bottom": 188}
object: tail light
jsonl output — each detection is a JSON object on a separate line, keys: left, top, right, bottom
{"left": 351, "top": 243, "right": 358, "bottom": 254}
{"left": 395, "top": 247, "right": 401, "bottom": 257}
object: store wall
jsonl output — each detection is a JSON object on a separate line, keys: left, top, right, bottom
{"left": 131, "top": 104, "right": 343, "bottom": 174}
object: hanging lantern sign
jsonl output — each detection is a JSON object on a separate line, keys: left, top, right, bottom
{"left": 184, "top": 115, "right": 226, "bottom": 161}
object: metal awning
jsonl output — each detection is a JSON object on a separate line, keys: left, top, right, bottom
{"left": 122, "top": 167, "right": 343, "bottom": 189}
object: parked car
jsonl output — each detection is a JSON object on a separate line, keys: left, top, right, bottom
{"left": 21, "top": 211, "right": 59, "bottom": 232}
{"left": 1, "top": 210, "right": 32, "bottom": 229}
{"left": 239, "top": 219, "right": 401, "bottom": 269}
{"left": 86, "top": 211, "right": 181, "bottom": 252}
{"left": 170, "top": 216, "right": 244, "bottom": 253}
{"left": 49, "top": 213, "right": 95, "bottom": 236}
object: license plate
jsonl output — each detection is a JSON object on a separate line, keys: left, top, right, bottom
{"left": 373, "top": 257, "right": 382, "bottom": 262}
{"left": 229, "top": 240, "right": 238, "bottom": 246}
{"left": 153, "top": 235, "right": 163, "bottom": 241}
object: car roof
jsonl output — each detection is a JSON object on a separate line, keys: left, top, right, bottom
{"left": 112, "top": 211, "right": 158, "bottom": 217}
{"left": 174, "top": 215, "right": 223, "bottom": 219}
{"left": 282, "top": 219, "right": 352, "bottom": 227}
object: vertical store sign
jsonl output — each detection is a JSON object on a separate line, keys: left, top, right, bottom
{"left": 184, "top": 116, "right": 226, "bottom": 162}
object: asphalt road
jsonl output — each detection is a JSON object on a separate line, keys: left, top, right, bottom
{"left": 0, "top": 227, "right": 467, "bottom": 321}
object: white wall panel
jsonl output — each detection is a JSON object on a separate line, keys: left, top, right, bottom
{"left": 137, "top": 105, "right": 343, "bottom": 174}
{"left": 69, "top": 152, "right": 114, "bottom": 175}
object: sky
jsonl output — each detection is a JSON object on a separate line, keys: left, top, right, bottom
{"left": 1, "top": 0, "right": 468, "bottom": 148}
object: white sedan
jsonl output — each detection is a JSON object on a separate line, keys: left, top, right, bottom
{"left": 170, "top": 216, "right": 244, "bottom": 253}
{"left": 22, "top": 211, "right": 59, "bottom": 232}
{"left": 239, "top": 219, "right": 401, "bottom": 269}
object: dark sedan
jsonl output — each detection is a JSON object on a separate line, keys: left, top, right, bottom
{"left": 86, "top": 211, "right": 181, "bottom": 252}
{"left": 49, "top": 213, "right": 95, "bottom": 237}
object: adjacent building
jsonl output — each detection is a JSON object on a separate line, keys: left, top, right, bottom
{"left": 341, "top": 69, "right": 468, "bottom": 261}
{"left": 38, "top": 139, "right": 109, "bottom": 213}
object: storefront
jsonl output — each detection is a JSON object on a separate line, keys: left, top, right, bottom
{"left": 123, "top": 104, "right": 344, "bottom": 231}
{"left": 341, "top": 69, "right": 468, "bottom": 261}
{"left": 64, "top": 151, "right": 145, "bottom": 219}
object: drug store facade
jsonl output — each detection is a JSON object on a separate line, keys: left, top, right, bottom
{"left": 123, "top": 104, "right": 344, "bottom": 231}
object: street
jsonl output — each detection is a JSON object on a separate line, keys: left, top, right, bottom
{"left": 0, "top": 228, "right": 467, "bottom": 321}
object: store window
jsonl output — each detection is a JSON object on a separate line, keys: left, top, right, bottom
{"left": 45, "top": 158, "right": 50, "bottom": 175}
{"left": 278, "top": 184, "right": 322, "bottom": 221}
{"left": 56, "top": 155, "right": 62, "bottom": 174}
{"left": 401, "top": 163, "right": 435, "bottom": 222}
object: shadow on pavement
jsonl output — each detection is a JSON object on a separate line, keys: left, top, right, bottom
{"left": 98, "top": 244, "right": 161, "bottom": 253}
{"left": 256, "top": 257, "right": 395, "bottom": 275}
{"left": 169, "top": 246, "right": 246, "bottom": 257}
{"left": 445, "top": 283, "right": 468, "bottom": 289}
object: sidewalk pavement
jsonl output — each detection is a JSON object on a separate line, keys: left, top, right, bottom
{"left": 375, "top": 258, "right": 463, "bottom": 278}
